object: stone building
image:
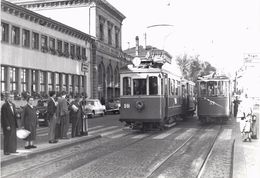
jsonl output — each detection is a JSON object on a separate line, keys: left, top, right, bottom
{"left": 1, "top": 0, "right": 94, "bottom": 98}
{"left": 11, "top": 0, "right": 132, "bottom": 102}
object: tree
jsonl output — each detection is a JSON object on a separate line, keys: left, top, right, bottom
{"left": 176, "top": 54, "right": 190, "bottom": 80}
{"left": 175, "top": 54, "right": 216, "bottom": 82}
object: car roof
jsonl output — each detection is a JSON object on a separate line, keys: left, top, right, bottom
{"left": 86, "top": 99, "right": 99, "bottom": 101}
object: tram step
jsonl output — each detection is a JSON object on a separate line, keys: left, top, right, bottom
{"left": 164, "top": 122, "right": 176, "bottom": 128}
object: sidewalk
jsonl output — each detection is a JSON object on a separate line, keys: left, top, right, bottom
{"left": 232, "top": 117, "right": 260, "bottom": 178}
{"left": 1, "top": 134, "right": 101, "bottom": 166}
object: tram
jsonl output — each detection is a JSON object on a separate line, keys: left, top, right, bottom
{"left": 197, "top": 74, "right": 232, "bottom": 123}
{"left": 119, "top": 50, "right": 196, "bottom": 130}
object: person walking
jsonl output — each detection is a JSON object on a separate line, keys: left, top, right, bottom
{"left": 56, "top": 91, "right": 70, "bottom": 139}
{"left": 1, "top": 93, "right": 18, "bottom": 155}
{"left": 47, "top": 91, "right": 58, "bottom": 143}
{"left": 21, "top": 96, "right": 38, "bottom": 149}
{"left": 70, "top": 95, "right": 82, "bottom": 137}
{"left": 238, "top": 94, "right": 253, "bottom": 141}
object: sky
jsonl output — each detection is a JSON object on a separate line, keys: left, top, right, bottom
{"left": 108, "top": 0, "right": 260, "bottom": 74}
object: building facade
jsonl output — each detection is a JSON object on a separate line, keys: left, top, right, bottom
{"left": 1, "top": 0, "right": 95, "bottom": 99}
{"left": 12, "top": 0, "right": 132, "bottom": 102}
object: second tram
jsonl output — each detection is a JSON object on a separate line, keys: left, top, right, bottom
{"left": 197, "top": 74, "right": 232, "bottom": 123}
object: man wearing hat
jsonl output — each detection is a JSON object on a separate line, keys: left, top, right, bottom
{"left": 1, "top": 92, "right": 18, "bottom": 155}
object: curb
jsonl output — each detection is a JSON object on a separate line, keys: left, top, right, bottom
{"left": 1, "top": 134, "right": 101, "bottom": 167}
{"left": 232, "top": 121, "right": 247, "bottom": 178}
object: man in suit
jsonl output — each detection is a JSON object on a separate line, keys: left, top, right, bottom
{"left": 47, "top": 91, "right": 58, "bottom": 143}
{"left": 1, "top": 92, "right": 18, "bottom": 155}
{"left": 70, "top": 95, "right": 82, "bottom": 137}
{"left": 56, "top": 91, "right": 70, "bottom": 139}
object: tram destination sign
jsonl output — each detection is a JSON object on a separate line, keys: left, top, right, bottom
{"left": 146, "top": 49, "right": 172, "bottom": 64}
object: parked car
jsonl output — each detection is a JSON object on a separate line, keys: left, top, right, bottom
{"left": 36, "top": 99, "right": 48, "bottom": 126}
{"left": 106, "top": 98, "right": 121, "bottom": 114}
{"left": 83, "top": 99, "right": 106, "bottom": 118}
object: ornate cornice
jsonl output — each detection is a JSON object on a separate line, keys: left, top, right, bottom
{"left": 2, "top": 0, "right": 95, "bottom": 43}
{"left": 9, "top": 0, "right": 126, "bottom": 22}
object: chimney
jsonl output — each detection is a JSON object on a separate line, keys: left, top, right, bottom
{"left": 135, "top": 36, "right": 139, "bottom": 56}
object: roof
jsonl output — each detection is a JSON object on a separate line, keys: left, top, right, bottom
{"left": 2, "top": 0, "right": 95, "bottom": 42}
{"left": 9, "top": 0, "right": 126, "bottom": 21}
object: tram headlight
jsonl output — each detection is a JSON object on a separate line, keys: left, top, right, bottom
{"left": 135, "top": 100, "right": 145, "bottom": 111}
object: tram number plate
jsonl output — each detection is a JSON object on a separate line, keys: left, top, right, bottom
{"left": 124, "top": 103, "right": 130, "bottom": 109}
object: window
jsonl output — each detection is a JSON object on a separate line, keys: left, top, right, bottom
{"left": 41, "top": 35, "right": 48, "bottom": 52}
{"left": 64, "top": 42, "right": 69, "bottom": 57}
{"left": 11, "top": 26, "right": 20, "bottom": 45}
{"left": 49, "top": 37, "right": 55, "bottom": 54}
{"left": 207, "top": 81, "right": 218, "bottom": 96}
{"left": 10, "top": 67, "right": 17, "bottom": 93}
{"left": 68, "top": 75, "right": 73, "bottom": 92}
{"left": 55, "top": 73, "right": 60, "bottom": 91}
{"left": 80, "top": 76, "right": 85, "bottom": 93}
{"left": 22, "top": 29, "right": 30, "bottom": 48}
{"left": 149, "top": 76, "right": 158, "bottom": 95}
{"left": 47, "top": 72, "right": 53, "bottom": 91}
{"left": 115, "top": 27, "right": 120, "bottom": 48}
{"left": 133, "top": 79, "right": 146, "bottom": 95}
{"left": 1, "top": 66, "right": 6, "bottom": 92}
{"left": 176, "top": 81, "right": 180, "bottom": 96}
{"left": 32, "top": 32, "right": 39, "bottom": 50}
{"left": 115, "top": 31, "right": 119, "bottom": 48}
{"left": 40, "top": 71, "right": 46, "bottom": 93}
{"left": 199, "top": 81, "right": 207, "bottom": 97}
{"left": 74, "top": 75, "right": 79, "bottom": 94}
{"left": 57, "top": 40, "right": 63, "bottom": 56}
{"left": 82, "top": 47, "right": 87, "bottom": 60}
{"left": 21, "top": 69, "right": 27, "bottom": 91}
{"left": 31, "top": 70, "right": 36, "bottom": 92}
{"left": 70, "top": 44, "right": 75, "bottom": 59}
{"left": 108, "top": 28, "right": 112, "bottom": 45}
{"left": 1, "top": 22, "right": 9, "bottom": 43}
{"left": 123, "top": 77, "right": 131, "bottom": 95}
{"left": 171, "top": 79, "right": 175, "bottom": 95}
{"left": 99, "top": 23, "right": 104, "bottom": 41}
{"left": 76, "top": 45, "right": 81, "bottom": 60}
{"left": 62, "top": 74, "right": 67, "bottom": 91}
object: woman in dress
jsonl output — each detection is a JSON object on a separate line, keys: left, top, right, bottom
{"left": 21, "top": 96, "right": 38, "bottom": 149}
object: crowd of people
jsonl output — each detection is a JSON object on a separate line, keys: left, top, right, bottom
{"left": 1, "top": 91, "right": 89, "bottom": 155}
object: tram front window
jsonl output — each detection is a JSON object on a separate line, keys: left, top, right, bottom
{"left": 149, "top": 76, "right": 158, "bottom": 95}
{"left": 207, "top": 81, "right": 218, "bottom": 96}
{"left": 123, "top": 77, "right": 131, "bottom": 95}
{"left": 199, "top": 81, "right": 207, "bottom": 96}
{"left": 133, "top": 79, "right": 147, "bottom": 95}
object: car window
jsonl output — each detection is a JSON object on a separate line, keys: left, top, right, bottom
{"left": 86, "top": 101, "right": 94, "bottom": 105}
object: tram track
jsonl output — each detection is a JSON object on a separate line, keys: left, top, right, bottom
{"left": 147, "top": 123, "right": 223, "bottom": 178}
{"left": 1, "top": 130, "right": 156, "bottom": 178}
{"left": 196, "top": 123, "right": 223, "bottom": 178}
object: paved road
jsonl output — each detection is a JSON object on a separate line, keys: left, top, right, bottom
{"left": 1, "top": 117, "right": 237, "bottom": 178}
{"left": 1, "top": 113, "right": 123, "bottom": 150}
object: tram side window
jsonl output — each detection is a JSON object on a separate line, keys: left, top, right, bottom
{"left": 199, "top": 81, "right": 207, "bottom": 96}
{"left": 171, "top": 79, "right": 175, "bottom": 95}
{"left": 149, "top": 76, "right": 158, "bottom": 95}
{"left": 133, "top": 79, "right": 147, "bottom": 95}
{"left": 123, "top": 77, "right": 131, "bottom": 95}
